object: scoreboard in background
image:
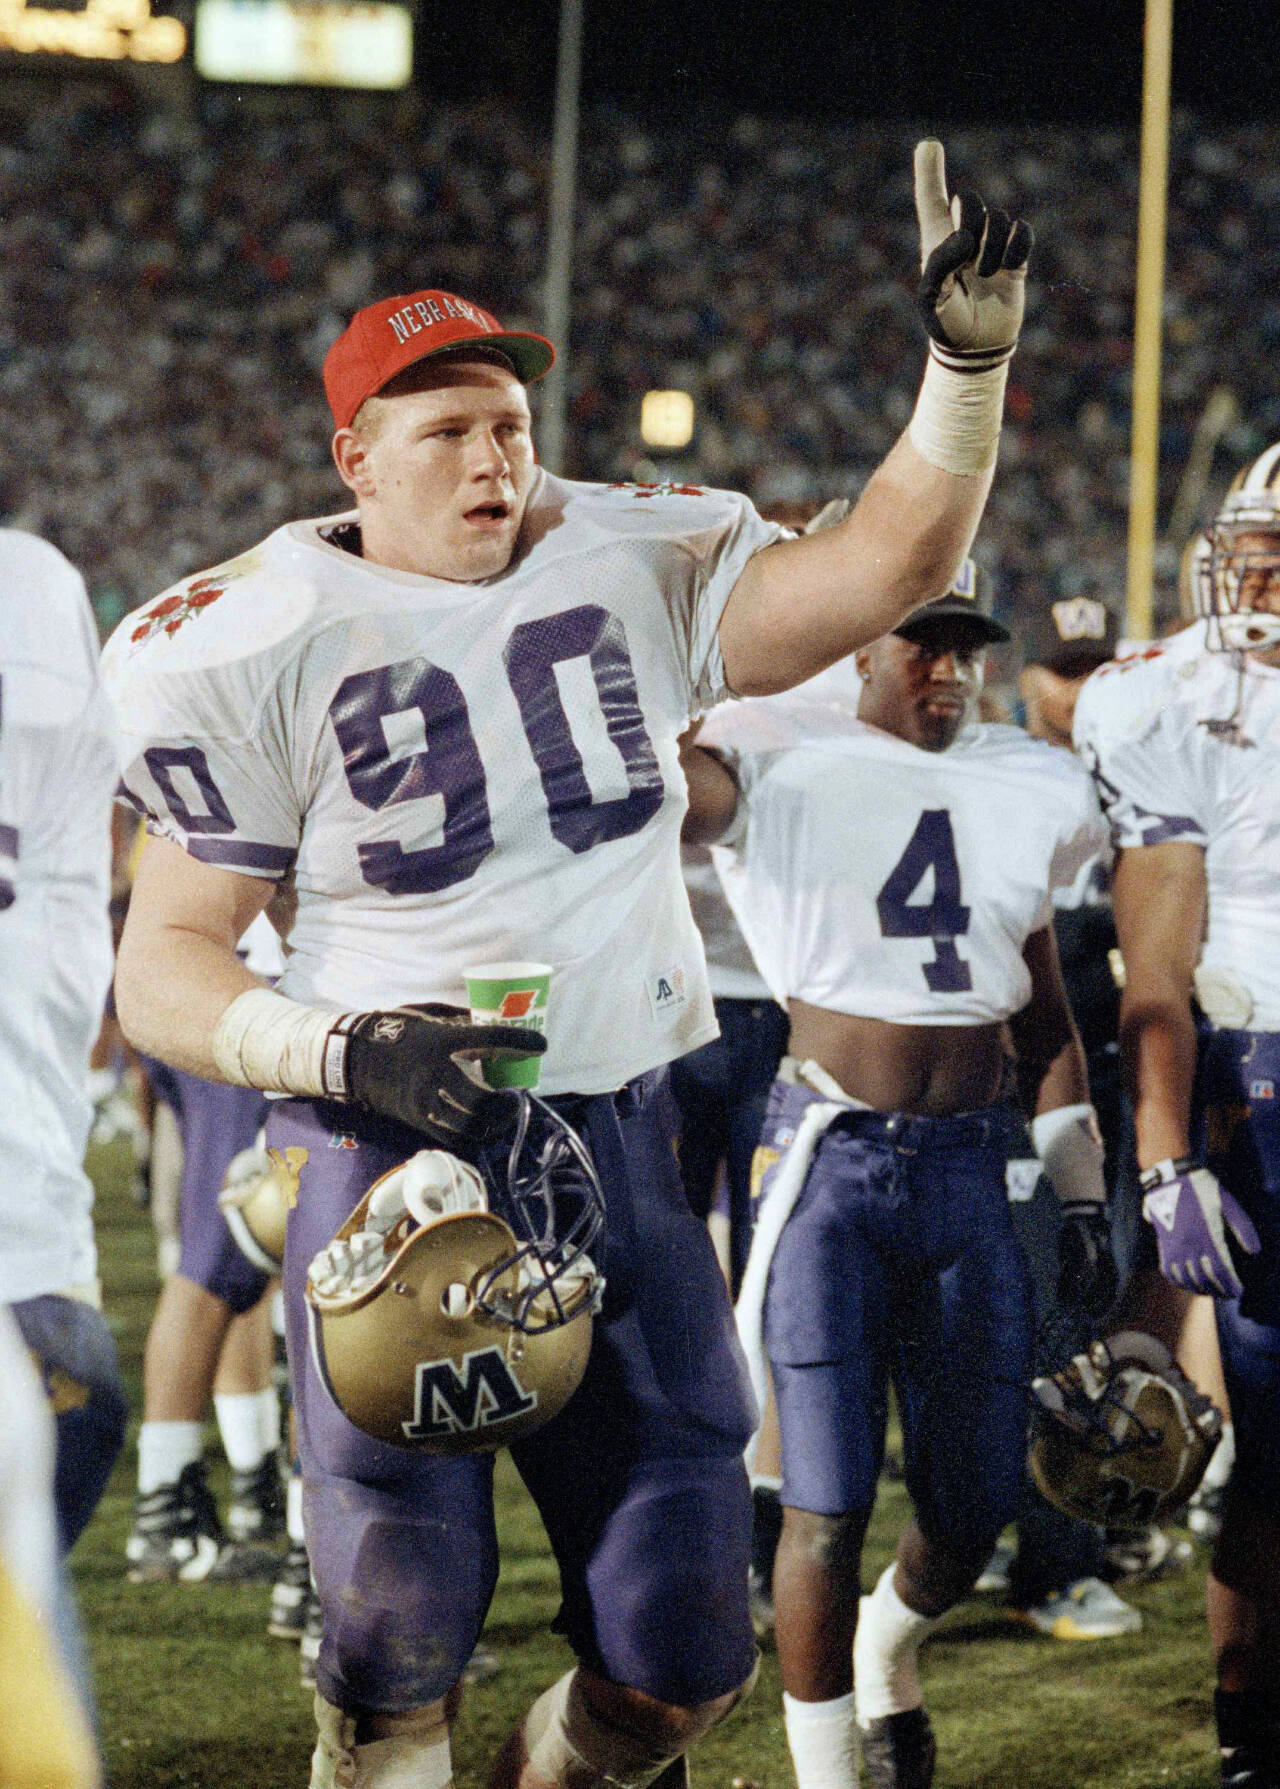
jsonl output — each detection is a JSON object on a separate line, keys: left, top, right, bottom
{"left": 194, "top": 0, "right": 413, "bottom": 88}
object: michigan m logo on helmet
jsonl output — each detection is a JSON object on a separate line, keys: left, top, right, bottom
{"left": 402, "top": 1345, "right": 537, "bottom": 1443}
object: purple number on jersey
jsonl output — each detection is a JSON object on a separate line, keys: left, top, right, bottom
{"left": 330, "top": 658, "right": 495, "bottom": 896}
{"left": 875, "top": 807, "right": 973, "bottom": 993}
{"left": 504, "top": 604, "right": 664, "bottom": 854}
{"left": 0, "top": 676, "right": 14, "bottom": 909}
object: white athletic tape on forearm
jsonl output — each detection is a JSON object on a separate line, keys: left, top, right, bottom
{"left": 907, "top": 349, "right": 1010, "bottom": 476}
{"left": 1031, "top": 1101, "right": 1106, "bottom": 1207}
{"left": 212, "top": 986, "right": 337, "bottom": 1097}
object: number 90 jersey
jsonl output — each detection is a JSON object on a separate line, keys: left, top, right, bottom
{"left": 702, "top": 701, "right": 1105, "bottom": 1024}
{"left": 102, "top": 471, "right": 784, "bottom": 1096}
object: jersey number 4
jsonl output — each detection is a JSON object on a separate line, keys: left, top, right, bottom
{"left": 875, "top": 809, "right": 972, "bottom": 993}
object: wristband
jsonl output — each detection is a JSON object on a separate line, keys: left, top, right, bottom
{"left": 212, "top": 986, "right": 342, "bottom": 1097}
{"left": 1031, "top": 1102, "right": 1106, "bottom": 1207}
{"left": 907, "top": 349, "right": 1010, "bottom": 476}
{"left": 1138, "top": 1156, "right": 1197, "bottom": 1193}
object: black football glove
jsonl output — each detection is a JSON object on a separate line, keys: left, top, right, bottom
{"left": 913, "top": 139, "right": 1032, "bottom": 366}
{"left": 324, "top": 1003, "right": 545, "bottom": 1148}
{"left": 1056, "top": 1200, "right": 1119, "bottom": 1318}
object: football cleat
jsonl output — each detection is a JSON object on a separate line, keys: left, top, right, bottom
{"left": 859, "top": 1709, "right": 936, "bottom": 1789}
{"left": 1188, "top": 1481, "right": 1227, "bottom": 1544}
{"left": 300, "top": 1587, "right": 323, "bottom": 1691}
{"left": 268, "top": 1542, "right": 314, "bottom": 1641}
{"left": 747, "top": 1565, "right": 775, "bottom": 1639}
{"left": 125, "top": 1460, "right": 278, "bottom": 1584}
{"left": 227, "top": 1450, "right": 287, "bottom": 1545}
{"left": 461, "top": 1641, "right": 502, "bottom": 1685}
{"left": 1011, "top": 1576, "right": 1142, "bottom": 1641}
{"left": 973, "top": 1537, "right": 1016, "bottom": 1597}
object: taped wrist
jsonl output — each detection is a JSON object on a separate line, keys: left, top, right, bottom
{"left": 212, "top": 987, "right": 342, "bottom": 1097}
{"left": 1031, "top": 1102, "right": 1106, "bottom": 1207}
{"left": 907, "top": 349, "right": 1010, "bottom": 476}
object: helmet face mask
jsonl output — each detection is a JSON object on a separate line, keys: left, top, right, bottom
{"left": 1202, "top": 443, "right": 1280, "bottom": 653}
{"left": 305, "top": 1094, "right": 605, "bottom": 1455}
{"left": 1029, "top": 1330, "right": 1223, "bottom": 1528}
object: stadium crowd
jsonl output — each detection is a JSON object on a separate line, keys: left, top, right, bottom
{"left": 3, "top": 82, "right": 1280, "bottom": 635}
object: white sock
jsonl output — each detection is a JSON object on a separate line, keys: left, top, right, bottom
{"left": 1204, "top": 1423, "right": 1235, "bottom": 1490}
{"left": 138, "top": 1421, "right": 204, "bottom": 1495}
{"left": 853, "top": 1565, "right": 938, "bottom": 1725}
{"left": 287, "top": 1467, "right": 305, "bottom": 1544}
{"left": 782, "top": 1691, "right": 859, "bottom": 1789}
{"left": 750, "top": 1474, "right": 783, "bottom": 1494}
{"left": 214, "top": 1389, "right": 279, "bottom": 1473}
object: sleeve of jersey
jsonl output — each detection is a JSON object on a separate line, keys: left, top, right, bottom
{"left": 1074, "top": 684, "right": 1207, "bottom": 854}
{"left": 105, "top": 656, "right": 300, "bottom": 882}
{"left": 678, "top": 493, "right": 788, "bottom": 712}
{"left": 1037, "top": 764, "right": 1111, "bottom": 928}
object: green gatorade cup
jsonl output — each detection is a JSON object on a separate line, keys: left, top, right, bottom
{"left": 463, "top": 961, "right": 553, "bottom": 1089}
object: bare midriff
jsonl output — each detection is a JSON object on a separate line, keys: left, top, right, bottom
{"left": 787, "top": 998, "right": 1006, "bottom": 1116}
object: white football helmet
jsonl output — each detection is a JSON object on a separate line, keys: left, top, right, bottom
{"left": 306, "top": 1094, "right": 604, "bottom": 1454}
{"left": 1201, "top": 443, "right": 1280, "bottom": 652}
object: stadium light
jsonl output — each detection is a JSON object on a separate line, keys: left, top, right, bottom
{"left": 193, "top": 0, "right": 412, "bottom": 88}
{"left": 640, "top": 390, "right": 696, "bottom": 451}
{"left": 0, "top": 0, "right": 185, "bottom": 61}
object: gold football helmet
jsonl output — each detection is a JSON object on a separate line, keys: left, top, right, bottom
{"left": 1029, "top": 1330, "right": 1222, "bottom": 1528}
{"left": 218, "top": 1133, "right": 300, "bottom": 1274}
{"left": 306, "top": 1094, "right": 604, "bottom": 1454}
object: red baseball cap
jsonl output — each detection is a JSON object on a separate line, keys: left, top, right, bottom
{"left": 323, "top": 289, "right": 556, "bottom": 429}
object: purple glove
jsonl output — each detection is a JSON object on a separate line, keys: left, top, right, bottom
{"left": 1140, "top": 1159, "right": 1261, "bottom": 1298}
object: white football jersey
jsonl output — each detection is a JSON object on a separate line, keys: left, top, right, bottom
{"left": 1074, "top": 619, "right": 1280, "bottom": 1026}
{"left": 102, "top": 472, "right": 785, "bottom": 1096}
{"left": 680, "top": 844, "right": 771, "bottom": 1001}
{"left": 703, "top": 699, "right": 1105, "bottom": 1024}
{"left": 0, "top": 532, "right": 116, "bottom": 1300}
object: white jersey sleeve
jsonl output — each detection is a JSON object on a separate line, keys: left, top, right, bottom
{"left": 1072, "top": 633, "right": 1209, "bottom": 851}
{"left": 0, "top": 531, "right": 116, "bottom": 1300}
{"left": 704, "top": 706, "right": 1106, "bottom": 1024}
{"left": 101, "top": 476, "right": 786, "bottom": 1097}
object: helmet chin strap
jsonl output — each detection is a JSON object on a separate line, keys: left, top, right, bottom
{"left": 1216, "top": 607, "right": 1280, "bottom": 653}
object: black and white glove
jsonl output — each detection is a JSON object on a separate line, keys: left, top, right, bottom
{"left": 323, "top": 1003, "right": 545, "bottom": 1147}
{"left": 913, "top": 139, "right": 1032, "bottom": 369}
{"left": 1057, "top": 1201, "right": 1118, "bottom": 1317}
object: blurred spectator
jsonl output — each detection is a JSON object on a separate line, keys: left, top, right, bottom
{"left": 0, "top": 85, "right": 1272, "bottom": 633}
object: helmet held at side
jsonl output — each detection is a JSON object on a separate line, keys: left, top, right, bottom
{"left": 1029, "top": 1329, "right": 1222, "bottom": 1529}
{"left": 218, "top": 1132, "right": 299, "bottom": 1273}
{"left": 305, "top": 1094, "right": 605, "bottom": 1454}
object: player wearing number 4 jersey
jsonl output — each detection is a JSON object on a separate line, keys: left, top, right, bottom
{"left": 103, "top": 141, "right": 1032, "bottom": 1789}
{"left": 684, "top": 572, "right": 1110, "bottom": 1789}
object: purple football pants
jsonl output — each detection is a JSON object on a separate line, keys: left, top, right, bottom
{"left": 145, "top": 1057, "right": 271, "bottom": 1313}
{"left": 760, "top": 1081, "right": 1034, "bottom": 1553}
{"left": 269, "top": 1069, "right": 758, "bottom": 1715}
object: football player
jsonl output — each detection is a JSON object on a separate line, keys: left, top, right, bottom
{"left": 0, "top": 528, "right": 129, "bottom": 1764}
{"left": 1073, "top": 444, "right": 1280, "bottom": 1789}
{"left": 124, "top": 910, "right": 286, "bottom": 1584}
{"left": 684, "top": 570, "right": 1114, "bottom": 1789}
{"left": 104, "top": 143, "right": 1032, "bottom": 1789}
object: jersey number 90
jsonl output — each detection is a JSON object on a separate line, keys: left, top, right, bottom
{"left": 144, "top": 605, "right": 664, "bottom": 897}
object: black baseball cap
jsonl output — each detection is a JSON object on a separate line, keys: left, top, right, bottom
{"left": 1021, "top": 596, "right": 1119, "bottom": 676}
{"left": 895, "top": 557, "right": 1010, "bottom": 646}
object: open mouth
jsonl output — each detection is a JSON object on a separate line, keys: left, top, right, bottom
{"left": 464, "top": 501, "right": 512, "bottom": 528}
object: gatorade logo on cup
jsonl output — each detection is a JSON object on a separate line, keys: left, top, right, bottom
{"left": 464, "top": 961, "right": 553, "bottom": 1090}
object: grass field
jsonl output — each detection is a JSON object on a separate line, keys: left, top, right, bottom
{"left": 79, "top": 1133, "right": 1224, "bottom": 1789}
